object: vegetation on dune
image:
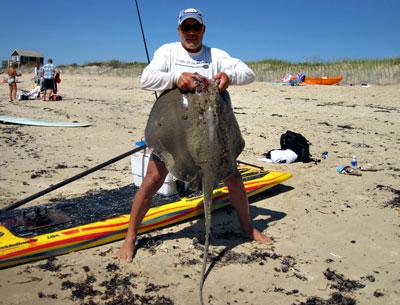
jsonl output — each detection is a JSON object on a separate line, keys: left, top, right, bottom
{"left": 56, "top": 57, "right": 400, "bottom": 84}
{"left": 56, "top": 60, "right": 146, "bottom": 77}
{"left": 247, "top": 57, "right": 400, "bottom": 84}
{"left": 58, "top": 60, "right": 146, "bottom": 69}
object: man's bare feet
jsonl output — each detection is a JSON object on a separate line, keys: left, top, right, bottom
{"left": 245, "top": 228, "right": 273, "bottom": 245}
{"left": 117, "top": 238, "right": 136, "bottom": 262}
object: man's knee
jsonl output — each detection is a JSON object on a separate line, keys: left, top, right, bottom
{"left": 145, "top": 171, "right": 165, "bottom": 188}
{"left": 142, "top": 160, "right": 168, "bottom": 191}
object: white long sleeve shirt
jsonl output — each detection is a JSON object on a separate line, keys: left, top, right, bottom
{"left": 140, "top": 42, "right": 255, "bottom": 93}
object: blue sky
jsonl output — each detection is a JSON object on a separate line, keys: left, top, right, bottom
{"left": 1, "top": 0, "right": 399, "bottom": 65}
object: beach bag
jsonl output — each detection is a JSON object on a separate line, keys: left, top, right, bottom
{"left": 19, "top": 94, "right": 29, "bottom": 101}
{"left": 280, "top": 130, "right": 311, "bottom": 162}
{"left": 50, "top": 95, "right": 62, "bottom": 101}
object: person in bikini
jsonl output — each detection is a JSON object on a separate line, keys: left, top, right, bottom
{"left": 7, "top": 62, "right": 21, "bottom": 102}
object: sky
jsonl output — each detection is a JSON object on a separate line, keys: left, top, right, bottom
{"left": 1, "top": 0, "right": 399, "bottom": 65}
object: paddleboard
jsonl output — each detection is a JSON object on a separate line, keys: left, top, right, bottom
{"left": 0, "top": 115, "right": 91, "bottom": 127}
{"left": 0, "top": 163, "right": 292, "bottom": 269}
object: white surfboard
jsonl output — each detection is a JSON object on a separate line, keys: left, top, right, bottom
{"left": 0, "top": 115, "right": 92, "bottom": 127}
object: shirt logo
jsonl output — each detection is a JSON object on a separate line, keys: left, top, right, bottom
{"left": 175, "top": 59, "right": 209, "bottom": 69}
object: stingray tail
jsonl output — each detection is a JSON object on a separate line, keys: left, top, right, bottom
{"left": 199, "top": 176, "right": 214, "bottom": 305}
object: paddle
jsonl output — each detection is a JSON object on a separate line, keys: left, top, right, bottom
{"left": 0, "top": 144, "right": 146, "bottom": 213}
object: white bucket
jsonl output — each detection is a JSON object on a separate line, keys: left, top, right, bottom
{"left": 130, "top": 143, "right": 178, "bottom": 196}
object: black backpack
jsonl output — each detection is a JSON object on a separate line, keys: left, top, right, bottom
{"left": 280, "top": 130, "right": 312, "bottom": 163}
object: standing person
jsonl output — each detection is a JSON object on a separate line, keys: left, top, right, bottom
{"left": 7, "top": 62, "right": 21, "bottom": 102}
{"left": 118, "top": 8, "right": 272, "bottom": 262}
{"left": 53, "top": 68, "right": 61, "bottom": 94}
{"left": 33, "top": 62, "right": 41, "bottom": 85}
{"left": 41, "top": 58, "right": 56, "bottom": 101}
{"left": 33, "top": 62, "right": 42, "bottom": 98}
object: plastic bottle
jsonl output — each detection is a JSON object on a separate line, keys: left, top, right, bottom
{"left": 351, "top": 155, "right": 358, "bottom": 168}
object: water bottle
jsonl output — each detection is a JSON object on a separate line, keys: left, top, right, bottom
{"left": 351, "top": 155, "right": 358, "bottom": 168}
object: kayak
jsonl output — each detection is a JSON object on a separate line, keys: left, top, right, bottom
{"left": 0, "top": 163, "right": 292, "bottom": 269}
{"left": 303, "top": 76, "right": 343, "bottom": 85}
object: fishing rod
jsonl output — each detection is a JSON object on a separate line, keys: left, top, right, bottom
{"left": 134, "top": 0, "right": 158, "bottom": 99}
{"left": 135, "top": 0, "right": 151, "bottom": 64}
{"left": 1, "top": 1, "right": 155, "bottom": 213}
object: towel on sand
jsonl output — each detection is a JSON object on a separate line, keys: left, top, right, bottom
{"left": 259, "top": 149, "right": 298, "bottom": 164}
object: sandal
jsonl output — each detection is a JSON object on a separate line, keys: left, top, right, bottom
{"left": 336, "top": 165, "right": 362, "bottom": 176}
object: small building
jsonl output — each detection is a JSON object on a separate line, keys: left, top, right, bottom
{"left": 11, "top": 49, "right": 44, "bottom": 66}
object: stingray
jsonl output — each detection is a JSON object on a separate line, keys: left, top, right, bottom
{"left": 145, "top": 77, "right": 244, "bottom": 304}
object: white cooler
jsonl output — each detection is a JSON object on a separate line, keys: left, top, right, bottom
{"left": 131, "top": 148, "right": 178, "bottom": 196}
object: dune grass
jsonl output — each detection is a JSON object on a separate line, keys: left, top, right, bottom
{"left": 52, "top": 57, "right": 400, "bottom": 85}
{"left": 57, "top": 60, "right": 146, "bottom": 77}
{"left": 247, "top": 57, "right": 400, "bottom": 84}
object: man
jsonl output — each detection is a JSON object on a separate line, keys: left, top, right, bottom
{"left": 118, "top": 8, "right": 271, "bottom": 262}
{"left": 41, "top": 58, "right": 56, "bottom": 101}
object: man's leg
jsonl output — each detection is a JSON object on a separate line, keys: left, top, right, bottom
{"left": 45, "top": 89, "right": 52, "bottom": 101}
{"left": 223, "top": 169, "right": 273, "bottom": 244}
{"left": 43, "top": 85, "right": 48, "bottom": 101}
{"left": 118, "top": 159, "right": 168, "bottom": 262}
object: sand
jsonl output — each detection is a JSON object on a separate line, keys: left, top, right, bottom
{"left": 0, "top": 72, "right": 399, "bottom": 305}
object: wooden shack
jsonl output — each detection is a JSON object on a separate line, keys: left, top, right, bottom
{"left": 11, "top": 49, "right": 44, "bottom": 66}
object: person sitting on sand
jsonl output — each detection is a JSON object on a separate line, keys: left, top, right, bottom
{"left": 7, "top": 62, "right": 21, "bottom": 102}
{"left": 118, "top": 7, "right": 272, "bottom": 263}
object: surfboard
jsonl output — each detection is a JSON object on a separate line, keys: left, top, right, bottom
{"left": 0, "top": 164, "right": 292, "bottom": 269}
{"left": 0, "top": 115, "right": 92, "bottom": 127}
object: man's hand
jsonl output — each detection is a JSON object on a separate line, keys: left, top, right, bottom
{"left": 213, "top": 72, "right": 229, "bottom": 92}
{"left": 177, "top": 72, "right": 203, "bottom": 92}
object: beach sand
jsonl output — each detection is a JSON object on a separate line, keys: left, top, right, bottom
{"left": 0, "top": 72, "right": 399, "bottom": 305}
